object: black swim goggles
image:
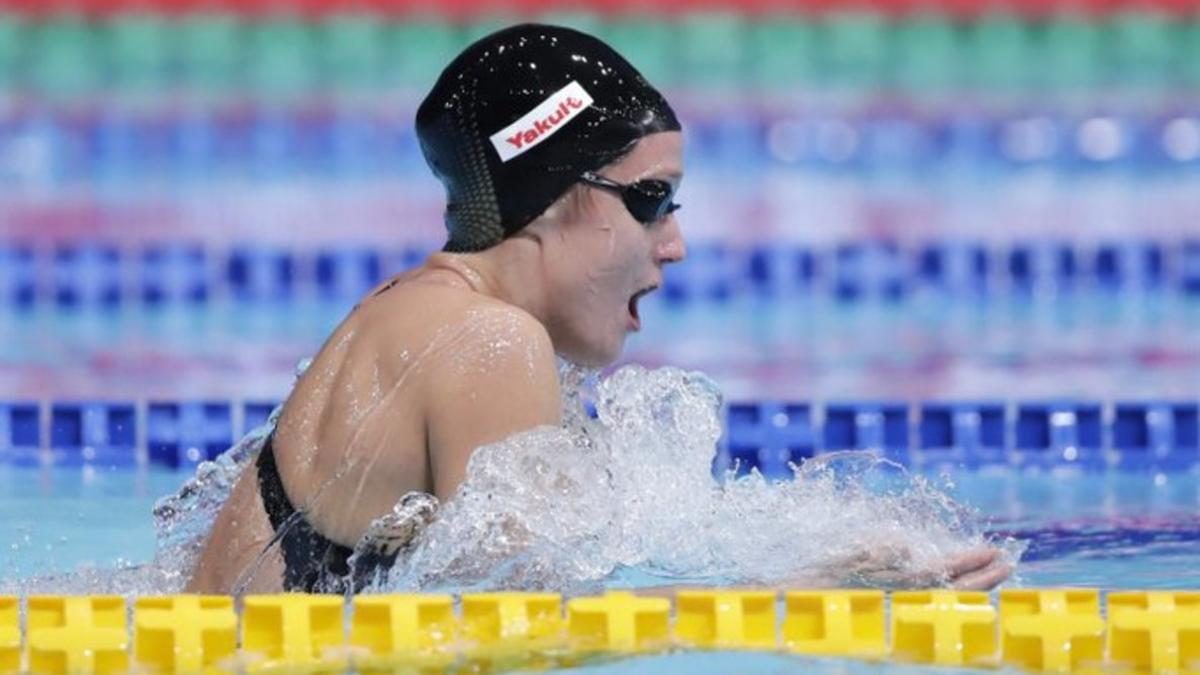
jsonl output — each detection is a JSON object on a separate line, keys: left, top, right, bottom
{"left": 579, "top": 171, "right": 681, "bottom": 225}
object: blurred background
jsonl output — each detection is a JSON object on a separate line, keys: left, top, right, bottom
{"left": 1, "top": 0, "right": 1198, "bottom": 422}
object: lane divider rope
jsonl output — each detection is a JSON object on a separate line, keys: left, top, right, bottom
{"left": 1, "top": 589, "right": 1197, "bottom": 673}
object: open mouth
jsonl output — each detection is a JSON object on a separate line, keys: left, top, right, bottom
{"left": 628, "top": 285, "right": 658, "bottom": 326}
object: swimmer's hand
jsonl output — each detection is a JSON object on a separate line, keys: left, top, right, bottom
{"left": 943, "top": 547, "right": 1013, "bottom": 590}
{"left": 632, "top": 547, "right": 1014, "bottom": 597}
{"left": 838, "top": 545, "right": 1012, "bottom": 591}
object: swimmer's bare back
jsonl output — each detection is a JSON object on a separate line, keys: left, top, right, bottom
{"left": 187, "top": 254, "right": 563, "bottom": 593}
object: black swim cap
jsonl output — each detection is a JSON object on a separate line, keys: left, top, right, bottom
{"left": 416, "top": 23, "right": 681, "bottom": 253}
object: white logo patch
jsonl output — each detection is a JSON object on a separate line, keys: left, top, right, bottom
{"left": 488, "top": 81, "right": 594, "bottom": 163}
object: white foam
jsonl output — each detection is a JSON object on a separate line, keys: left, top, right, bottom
{"left": 380, "top": 363, "right": 1023, "bottom": 593}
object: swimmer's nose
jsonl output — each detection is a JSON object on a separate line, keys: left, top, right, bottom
{"left": 655, "top": 217, "right": 686, "bottom": 265}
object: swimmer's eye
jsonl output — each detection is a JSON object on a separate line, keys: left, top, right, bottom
{"left": 580, "top": 172, "right": 680, "bottom": 225}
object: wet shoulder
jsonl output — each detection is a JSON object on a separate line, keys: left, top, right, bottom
{"left": 354, "top": 280, "right": 556, "bottom": 379}
{"left": 439, "top": 291, "right": 557, "bottom": 377}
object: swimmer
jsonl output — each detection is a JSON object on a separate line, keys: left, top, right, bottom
{"left": 186, "top": 24, "right": 1010, "bottom": 594}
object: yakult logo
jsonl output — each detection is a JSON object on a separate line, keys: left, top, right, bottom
{"left": 489, "top": 81, "right": 594, "bottom": 162}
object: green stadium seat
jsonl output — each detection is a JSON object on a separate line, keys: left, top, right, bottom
{"left": 745, "top": 16, "right": 819, "bottom": 90}
{"left": 102, "top": 12, "right": 172, "bottom": 93}
{"left": 675, "top": 11, "right": 748, "bottom": 90}
{"left": 1036, "top": 14, "right": 1102, "bottom": 92}
{"left": 0, "top": 13, "right": 27, "bottom": 91}
{"left": 316, "top": 11, "right": 387, "bottom": 93}
{"left": 1105, "top": 10, "right": 1177, "bottom": 89}
{"left": 602, "top": 16, "right": 676, "bottom": 87}
{"left": 246, "top": 16, "right": 316, "bottom": 97}
{"left": 961, "top": 12, "right": 1034, "bottom": 92}
{"left": 178, "top": 12, "right": 244, "bottom": 95}
{"left": 387, "top": 18, "right": 464, "bottom": 92}
{"left": 27, "top": 14, "right": 100, "bottom": 97}
{"left": 892, "top": 12, "right": 962, "bottom": 92}
{"left": 819, "top": 10, "right": 891, "bottom": 90}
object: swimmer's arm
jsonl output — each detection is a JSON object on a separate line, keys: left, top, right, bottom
{"left": 629, "top": 547, "right": 1012, "bottom": 597}
{"left": 424, "top": 312, "right": 562, "bottom": 501}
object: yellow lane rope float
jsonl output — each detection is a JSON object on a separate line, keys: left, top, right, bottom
{"left": 0, "top": 589, "right": 1197, "bottom": 673}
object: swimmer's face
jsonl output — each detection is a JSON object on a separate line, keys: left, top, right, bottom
{"left": 538, "top": 131, "right": 687, "bottom": 367}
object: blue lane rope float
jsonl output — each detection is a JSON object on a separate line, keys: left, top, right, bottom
{"left": 146, "top": 402, "right": 235, "bottom": 469}
{"left": 2, "top": 240, "right": 1198, "bottom": 308}
{"left": 0, "top": 590, "right": 1197, "bottom": 674}
{"left": 2, "top": 399, "right": 1197, "bottom": 471}
{"left": 0, "top": 105, "right": 1198, "bottom": 175}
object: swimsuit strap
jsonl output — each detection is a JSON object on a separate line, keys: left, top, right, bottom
{"left": 255, "top": 434, "right": 438, "bottom": 593}
{"left": 256, "top": 436, "right": 357, "bottom": 592}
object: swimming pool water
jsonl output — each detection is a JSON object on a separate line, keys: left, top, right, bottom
{"left": 3, "top": 462, "right": 1196, "bottom": 673}
{"left": 3, "top": 465, "right": 1197, "bottom": 590}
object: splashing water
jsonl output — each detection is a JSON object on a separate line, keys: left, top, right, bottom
{"left": 4, "top": 360, "right": 1022, "bottom": 596}
{"left": 382, "top": 363, "right": 1023, "bottom": 593}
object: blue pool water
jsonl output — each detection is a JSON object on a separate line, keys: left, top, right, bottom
{"left": 2, "top": 447, "right": 1197, "bottom": 671}
{"left": 3, "top": 465, "right": 1197, "bottom": 590}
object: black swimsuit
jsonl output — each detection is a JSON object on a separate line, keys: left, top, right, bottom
{"left": 256, "top": 435, "right": 405, "bottom": 593}
{"left": 257, "top": 279, "right": 439, "bottom": 593}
